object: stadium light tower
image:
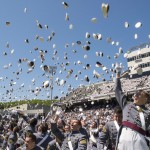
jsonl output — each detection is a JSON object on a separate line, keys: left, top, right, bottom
{"left": 49, "top": 66, "right": 57, "bottom": 101}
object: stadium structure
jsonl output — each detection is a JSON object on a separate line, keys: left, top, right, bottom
{"left": 127, "top": 42, "right": 150, "bottom": 78}
{"left": 61, "top": 42, "right": 150, "bottom": 111}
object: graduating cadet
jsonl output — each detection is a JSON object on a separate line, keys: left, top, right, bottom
{"left": 2, "top": 122, "right": 17, "bottom": 150}
{"left": 88, "top": 120, "right": 99, "bottom": 150}
{"left": 51, "top": 114, "right": 88, "bottom": 150}
{"left": 7, "top": 126, "right": 20, "bottom": 150}
{"left": 34, "top": 123, "right": 54, "bottom": 149}
{"left": 115, "top": 64, "right": 150, "bottom": 150}
{"left": 25, "top": 133, "right": 43, "bottom": 150}
{"left": 97, "top": 106, "right": 122, "bottom": 150}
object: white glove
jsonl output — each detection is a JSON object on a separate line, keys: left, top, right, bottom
{"left": 55, "top": 107, "right": 63, "bottom": 115}
{"left": 47, "top": 112, "right": 51, "bottom": 116}
{"left": 115, "top": 63, "right": 122, "bottom": 73}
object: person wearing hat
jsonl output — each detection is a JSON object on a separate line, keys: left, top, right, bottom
{"left": 97, "top": 106, "right": 122, "bottom": 150}
{"left": 115, "top": 64, "right": 150, "bottom": 150}
{"left": 50, "top": 114, "right": 88, "bottom": 150}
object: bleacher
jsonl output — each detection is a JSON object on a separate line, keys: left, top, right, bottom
{"left": 62, "top": 75, "right": 150, "bottom": 105}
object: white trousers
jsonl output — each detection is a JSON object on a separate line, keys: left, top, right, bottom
{"left": 117, "top": 127, "right": 149, "bottom": 150}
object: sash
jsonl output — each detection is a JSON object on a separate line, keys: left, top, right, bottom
{"left": 114, "top": 120, "right": 120, "bottom": 131}
{"left": 68, "top": 141, "right": 73, "bottom": 150}
{"left": 68, "top": 135, "right": 73, "bottom": 150}
{"left": 136, "top": 106, "right": 146, "bottom": 130}
{"left": 56, "top": 142, "right": 61, "bottom": 150}
{"left": 37, "top": 134, "right": 49, "bottom": 146}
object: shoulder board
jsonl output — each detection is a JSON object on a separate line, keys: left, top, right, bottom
{"left": 80, "top": 139, "right": 87, "bottom": 144}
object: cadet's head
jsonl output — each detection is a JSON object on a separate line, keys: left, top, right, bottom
{"left": 25, "top": 133, "right": 36, "bottom": 150}
{"left": 113, "top": 106, "right": 122, "bottom": 125}
{"left": 99, "top": 123, "right": 105, "bottom": 131}
{"left": 13, "top": 126, "right": 20, "bottom": 133}
{"left": 90, "top": 121, "right": 97, "bottom": 128}
{"left": 70, "top": 119, "right": 81, "bottom": 131}
{"left": 9, "top": 122, "right": 17, "bottom": 131}
{"left": 64, "top": 124, "right": 70, "bottom": 132}
{"left": 133, "top": 90, "right": 149, "bottom": 105}
{"left": 39, "top": 123, "right": 48, "bottom": 133}
{"left": 57, "top": 119, "right": 66, "bottom": 129}
{"left": 29, "top": 118, "right": 37, "bottom": 126}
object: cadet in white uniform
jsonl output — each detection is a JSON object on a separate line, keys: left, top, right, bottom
{"left": 115, "top": 65, "right": 150, "bottom": 150}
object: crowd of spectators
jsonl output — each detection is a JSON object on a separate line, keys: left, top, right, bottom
{"left": 62, "top": 75, "right": 150, "bottom": 104}
{"left": 0, "top": 101, "right": 120, "bottom": 150}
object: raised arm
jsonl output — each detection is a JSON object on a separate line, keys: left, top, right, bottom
{"left": 115, "top": 69, "right": 127, "bottom": 109}
{"left": 50, "top": 115, "right": 65, "bottom": 142}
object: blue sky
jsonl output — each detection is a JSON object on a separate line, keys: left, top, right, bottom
{"left": 0, "top": 0, "right": 150, "bottom": 102}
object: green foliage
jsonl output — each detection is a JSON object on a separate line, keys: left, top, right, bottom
{"left": 0, "top": 99, "right": 58, "bottom": 109}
